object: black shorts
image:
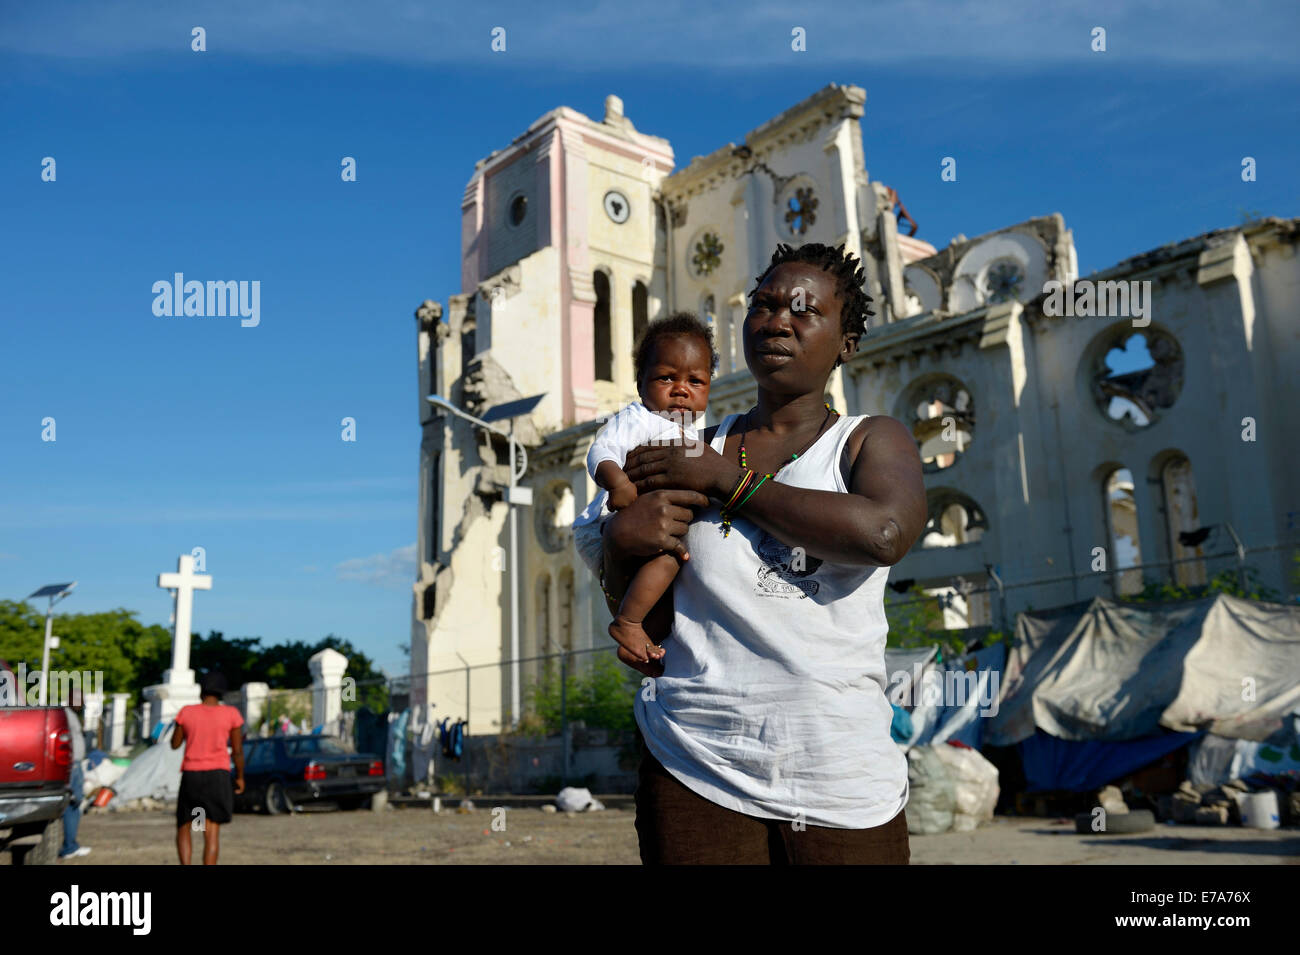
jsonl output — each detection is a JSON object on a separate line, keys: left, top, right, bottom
{"left": 176, "top": 769, "right": 234, "bottom": 827}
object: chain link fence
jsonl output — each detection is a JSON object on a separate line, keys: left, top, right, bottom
{"left": 315, "top": 542, "right": 1295, "bottom": 796}
{"left": 888, "top": 541, "right": 1298, "bottom": 635}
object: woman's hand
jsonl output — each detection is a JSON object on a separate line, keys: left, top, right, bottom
{"left": 605, "top": 488, "right": 710, "bottom": 562}
{"left": 623, "top": 439, "right": 739, "bottom": 500}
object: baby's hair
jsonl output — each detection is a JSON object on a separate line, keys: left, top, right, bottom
{"left": 632, "top": 311, "right": 720, "bottom": 384}
{"left": 748, "top": 242, "right": 875, "bottom": 367}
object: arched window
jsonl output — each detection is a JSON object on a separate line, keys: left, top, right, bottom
{"left": 593, "top": 271, "right": 612, "bottom": 382}
{"left": 702, "top": 294, "right": 716, "bottom": 337}
{"left": 1103, "top": 467, "right": 1143, "bottom": 595}
{"left": 535, "top": 481, "right": 575, "bottom": 554}
{"left": 1091, "top": 328, "right": 1184, "bottom": 430}
{"left": 557, "top": 568, "right": 575, "bottom": 653}
{"left": 899, "top": 375, "right": 975, "bottom": 472}
{"left": 1162, "top": 456, "right": 1206, "bottom": 587}
{"left": 632, "top": 280, "right": 648, "bottom": 347}
{"left": 920, "top": 490, "right": 987, "bottom": 549}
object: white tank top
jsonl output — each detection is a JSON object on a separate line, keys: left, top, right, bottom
{"left": 634, "top": 411, "right": 909, "bottom": 829}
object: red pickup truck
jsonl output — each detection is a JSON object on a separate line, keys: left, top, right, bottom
{"left": 0, "top": 706, "right": 74, "bottom": 864}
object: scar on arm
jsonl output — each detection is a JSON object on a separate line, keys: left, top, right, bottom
{"left": 868, "top": 517, "right": 903, "bottom": 563}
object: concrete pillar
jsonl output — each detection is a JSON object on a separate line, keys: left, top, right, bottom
{"left": 83, "top": 690, "right": 104, "bottom": 735}
{"left": 309, "top": 648, "right": 349, "bottom": 735}
{"left": 240, "top": 682, "right": 269, "bottom": 734}
{"left": 106, "top": 693, "right": 130, "bottom": 756}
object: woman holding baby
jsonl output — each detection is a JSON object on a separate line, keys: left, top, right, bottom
{"left": 574, "top": 242, "right": 926, "bottom": 864}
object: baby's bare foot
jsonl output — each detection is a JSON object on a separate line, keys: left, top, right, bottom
{"left": 609, "top": 616, "right": 666, "bottom": 662}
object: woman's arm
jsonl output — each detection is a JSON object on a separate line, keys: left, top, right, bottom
{"left": 600, "top": 488, "right": 709, "bottom": 603}
{"left": 740, "top": 416, "right": 925, "bottom": 565}
{"left": 627, "top": 416, "right": 926, "bottom": 567}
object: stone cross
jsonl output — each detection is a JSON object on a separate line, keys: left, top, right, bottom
{"left": 157, "top": 554, "right": 212, "bottom": 685}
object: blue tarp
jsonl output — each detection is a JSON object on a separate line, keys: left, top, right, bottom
{"left": 895, "top": 643, "right": 1006, "bottom": 750}
{"left": 889, "top": 704, "right": 913, "bottom": 743}
{"left": 1017, "top": 728, "right": 1203, "bottom": 793}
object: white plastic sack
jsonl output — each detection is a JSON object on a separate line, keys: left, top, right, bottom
{"left": 555, "top": 786, "right": 604, "bottom": 812}
{"left": 83, "top": 758, "right": 126, "bottom": 796}
{"left": 931, "top": 743, "right": 999, "bottom": 831}
{"left": 905, "top": 747, "right": 955, "bottom": 834}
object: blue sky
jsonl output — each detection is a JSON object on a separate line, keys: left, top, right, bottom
{"left": 2, "top": 1, "right": 1297, "bottom": 677}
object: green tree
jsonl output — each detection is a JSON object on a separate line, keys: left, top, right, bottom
{"left": 0, "top": 600, "right": 389, "bottom": 712}
{"left": 1122, "top": 565, "right": 1281, "bottom": 604}
{"left": 192, "top": 632, "right": 389, "bottom": 711}
{"left": 884, "top": 584, "right": 944, "bottom": 649}
{"left": 523, "top": 653, "right": 639, "bottom": 735}
{"left": 0, "top": 600, "right": 171, "bottom": 706}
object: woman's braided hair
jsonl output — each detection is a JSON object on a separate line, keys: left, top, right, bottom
{"left": 748, "top": 242, "right": 875, "bottom": 368}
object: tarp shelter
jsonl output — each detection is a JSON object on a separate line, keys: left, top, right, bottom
{"left": 984, "top": 594, "right": 1300, "bottom": 792}
{"left": 108, "top": 723, "right": 184, "bottom": 805}
{"left": 1017, "top": 728, "right": 1203, "bottom": 793}
{"left": 885, "top": 643, "right": 1006, "bottom": 751}
{"left": 1188, "top": 714, "right": 1300, "bottom": 788}
{"left": 988, "top": 594, "right": 1300, "bottom": 746}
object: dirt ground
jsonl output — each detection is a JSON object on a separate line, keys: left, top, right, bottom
{"left": 41, "top": 805, "right": 1300, "bottom": 865}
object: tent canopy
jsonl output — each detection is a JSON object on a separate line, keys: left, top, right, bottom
{"left": 987, "top": 594, "right": 1300, "bottom": 747}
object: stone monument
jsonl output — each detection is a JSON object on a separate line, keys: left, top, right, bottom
{"left": 308, "top": 648, "right": 348, "bottom": 737}
{"left": 142, "top": 554, "right": 211, "bottom": 731}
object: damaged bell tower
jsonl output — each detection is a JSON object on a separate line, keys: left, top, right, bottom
{"left": 410, "top": 93, "right": 675, "bottom": 726}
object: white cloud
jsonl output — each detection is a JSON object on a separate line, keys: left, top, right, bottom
{"left": 335, "top": 543, "right": 416, "bottom": 589}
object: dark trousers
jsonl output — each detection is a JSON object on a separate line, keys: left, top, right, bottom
{"left": 634, "top": 731, "right": 910, "bottom": 864}
{"left": 60, "top": 763, "right": 83, "bottom": 856}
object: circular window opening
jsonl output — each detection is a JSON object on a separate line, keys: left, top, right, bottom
{"left": 1091, "top": 328, "right": 1183, "bottom": 430}
{"left": 900, "top": 376, "right": 975, "bottom": 473}
{"left": 509, "top": 194, "right": 527, "bottom": 227}
{"left": 983, "top": 258, "right": 1025, "bottom": 304}
{"left": 783, "top": 185, "right": 818, "bottom": 237}
{"left": 690, "top": 231, "right": 723, "bottom": 278}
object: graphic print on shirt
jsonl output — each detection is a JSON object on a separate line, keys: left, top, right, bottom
{"left": 754, "top": 530, "right": 822, "bottom": 598}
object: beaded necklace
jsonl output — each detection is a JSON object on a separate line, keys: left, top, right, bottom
{"left": 720, "top": 402, "right": 838, "bottom": 536}
{"left": 738, "top": 402, "right": 836, "bottom": 472}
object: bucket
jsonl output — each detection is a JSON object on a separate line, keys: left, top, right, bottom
{"left": 92, "top": 787, "right": 115, "bottom": 808}
{"left": 1236, "top": 791, "right": 1279, "bottom": 830}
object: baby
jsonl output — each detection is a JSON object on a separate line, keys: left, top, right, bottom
{"left": 576, "top": 312, "right": 718, "bottom": 660}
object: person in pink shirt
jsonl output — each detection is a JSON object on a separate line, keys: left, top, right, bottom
{"left": 170, "top": 672, "right": 245, "bottom": 864}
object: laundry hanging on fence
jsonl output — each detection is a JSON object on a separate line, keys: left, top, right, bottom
{"left": 439, "top": 718, "right": 466, "bottom": 760}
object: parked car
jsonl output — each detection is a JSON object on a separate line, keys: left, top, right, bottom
{"left": 0, "top": 706, "right": 73, "bottom": 864}
{"left": 236, "top": 735, "right": 384, "bottom": 814}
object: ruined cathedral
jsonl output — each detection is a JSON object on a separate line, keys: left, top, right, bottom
{"left": 411, "top": 83, "right": 1300, "bottom": 732}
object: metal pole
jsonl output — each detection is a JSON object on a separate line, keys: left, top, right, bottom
{"left": 509, "top": 433, "right": 520, "bottom": 728}
{"left": 38, "top": 601, "right": 53, "bottom": 707}
{"left": 465, "top": 663, "right": 471, "bottom": 797}
{"left": 560, "top": 652, "right": 569, "bottom": 782}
